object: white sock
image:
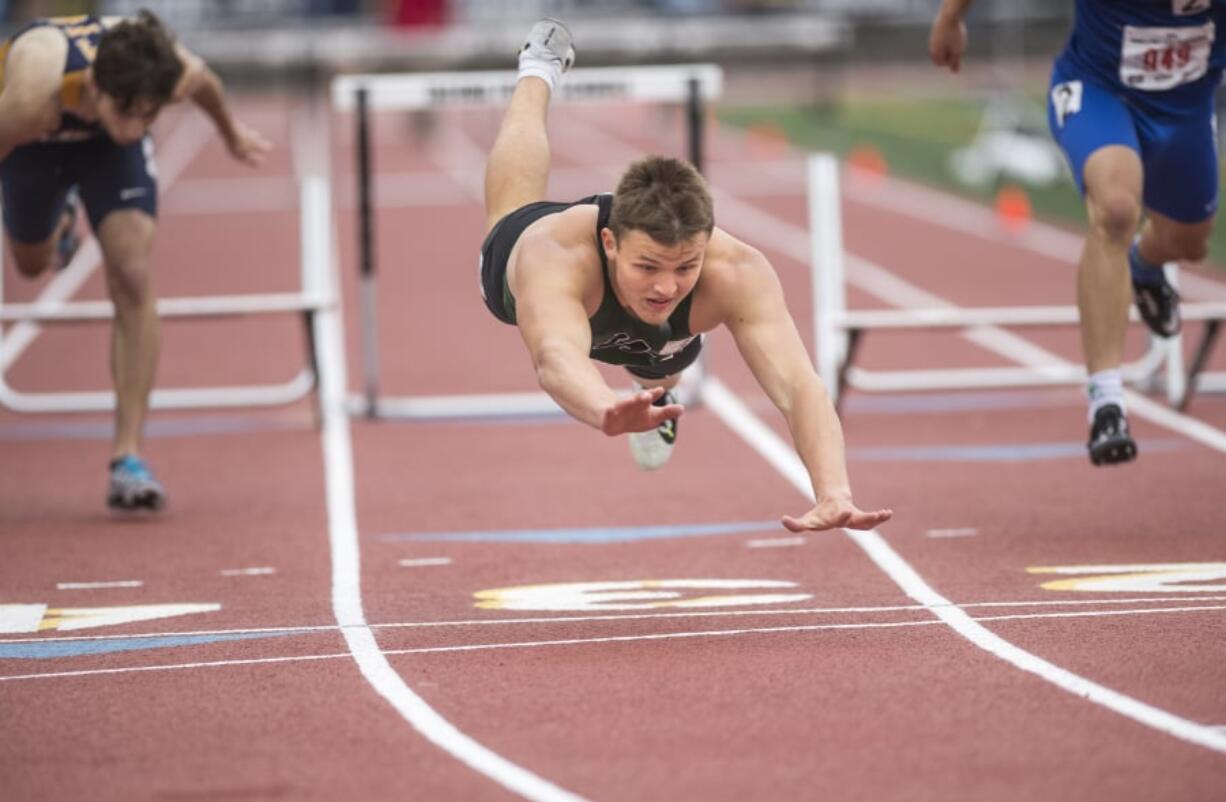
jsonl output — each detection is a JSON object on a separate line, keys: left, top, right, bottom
{"left": 517, "top": 55, "right": 562, "bottom": 93}
{"left": 1087, "top": 369, "right": 1125, "bottom": 422}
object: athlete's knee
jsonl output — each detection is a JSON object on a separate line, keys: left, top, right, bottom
{"left": 7, "top": 240, "right": 55, "bottom": 278}
{"left": 105, "top": 258, "right": 154, "bottom": 309}
{"left": 1155, "top": 220, "right": 1214, "bottom": 262}
{"left": 1086, "top": 190, "right": 1141, "bottom": 244}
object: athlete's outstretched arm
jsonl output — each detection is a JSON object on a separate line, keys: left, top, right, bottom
{"left": 717, "top": 240, "right": 891, "bottom": 531}
{"left": 929, "top": 0, "right": 976, "bottom": 73}
{"left": 172, "top": 44, "right": 271, "bottom": 165}
{"left": 514, "top": 232, "right": 682, "bottom": 435}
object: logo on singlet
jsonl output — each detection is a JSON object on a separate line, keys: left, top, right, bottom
{"left": 592, "top": 332, "right": 658, "bottom": 357}
{"left": 1175, "top": 0, "right": 1210, "bottom": 16}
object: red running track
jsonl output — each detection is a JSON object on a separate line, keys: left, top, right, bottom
{"left": 1, "top": 91, "right": 1225, "bottom": 801}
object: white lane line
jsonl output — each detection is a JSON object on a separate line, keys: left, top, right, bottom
{"left": 746, "top": 537, "right": 806, "bottom": 548}
{"left": 4, "top": 602, "right": 1224, "bottom": 684}
{"left": 6, "top": 594, "right": 1225, "bottom": 646}
{"left": 842, "top": 170, "right": 1226, "bottom": 302}
{"left": 303, "top": 139, "right": 588, "bottom": 802}
{"left": 56, "top": 581, "right": 143, "bottom": 590}
{"left": 399, "top": 558, "right": 453, "bottom": 567}
{"left": 219, "top": 567, "right": 276, "bottom": 577}
{"left": 702, "top": 374, "right": 1226, "bottom": 755}
{"left": 1, "top": 113, "right": 215, "bottom": 371}
{"left": 925, "top": 528, "right": 979, "bottom": 539}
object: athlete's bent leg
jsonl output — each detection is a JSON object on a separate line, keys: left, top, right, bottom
{"left": 96, "top": 209, "right": 160, "bottom": 463}
{"left": 483, "top": 19, "right": 575, "bottom": 233}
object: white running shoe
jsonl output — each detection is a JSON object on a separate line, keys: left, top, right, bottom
{"left": 628, "top": 389, "right": 678, "bottom": 471}
{"left": 519, "top": 18, "right": 575, "bottom": 74}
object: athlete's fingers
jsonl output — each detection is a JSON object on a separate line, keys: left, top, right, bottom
{"left": 845, "top": 509, "right": 894, "bottom": 530}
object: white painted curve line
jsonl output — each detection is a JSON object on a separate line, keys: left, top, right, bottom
{"left": 925, "top": 528, "right": 978, "bottom": 539}
{"left": 6, "top": 603, "right": 1225, "bottom": 684}
{"left": 56, "top": 580, "right": 143, "bottom": 590}
{"left": 701, "top": 375, "right": 1226, "bottom": 755}
{"left": 746, "top": 537, "right": 806, "bottom": 548}
{"left": 220, "top": 567, "right": 276, "bottom": 577}
{"left": 305, "top": 169, "right": 588, "bottom": 801}
{"left": 399, "top": 558, "right": 453, "bottom": 567}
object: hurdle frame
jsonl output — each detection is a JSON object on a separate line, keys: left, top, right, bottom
{"left": 329, "top": 64, "right": 723, "bottom": 422}
{"left": 0, "top": 180, "right": 334, "bottom": 414}
{"left": 806, "top": 152, "right": 1226, "bottom": 412}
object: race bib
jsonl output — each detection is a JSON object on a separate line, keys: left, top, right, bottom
{"left": 1120, "top": 22, "right": 1215, "bottom": 91}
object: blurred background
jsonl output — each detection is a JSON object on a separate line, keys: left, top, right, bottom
{"left": 3, "top": 0, "right": 1224, "bottom": 266}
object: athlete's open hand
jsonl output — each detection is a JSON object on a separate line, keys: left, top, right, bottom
{"left": 600, "top": 386, "right": 683, "bottom": 437}
{"left": 226, "top": 121, "right": 272, "bottom": 166}
{"left": 782, "top": 493, "right": 892, "bottom": 533}
{"left": 928, "top": 12, "right": 967, "bottom": 73}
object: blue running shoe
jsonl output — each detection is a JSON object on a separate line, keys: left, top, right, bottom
{"left": 56, "top": 190, "right": 81, "bottom": 271}
{"left": 108, "top": 455, "right": 167, "bottom": 510}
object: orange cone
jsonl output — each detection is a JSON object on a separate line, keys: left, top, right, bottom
{"left": 746, "top": 121, "right": 791, "bottom": 159}
{"left": 994, "top": 185, "right": 1032, "bottom": 233}
{"left": 846, "top": 143, "right": 887, "bottom": 182}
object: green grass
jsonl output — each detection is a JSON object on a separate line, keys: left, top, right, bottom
{"left": 718, "top": 97, "right": 1226, "bottom": 269}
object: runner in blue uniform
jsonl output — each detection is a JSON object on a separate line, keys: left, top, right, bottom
{"left": 0, "top": 12, "right": 271, "bottom": 509}
{"left": 482, "top": 19, "right": 892, "bottom": 532}
{"left": 930, "top": 0, "right": 1224, "bottom": 465}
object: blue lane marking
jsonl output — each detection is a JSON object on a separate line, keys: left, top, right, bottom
{"left": 380, "top": 520, "right": 780, "bottom": 544}
{"left": 0, "top": 630, "right": 296, "bottom": 660}
{"left": 849, "top": 438, "right": 1185, "bottom": 462}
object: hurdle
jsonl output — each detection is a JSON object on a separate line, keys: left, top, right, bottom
{"left": 330, "top": 64, "right": 722, "bottom": 421}
{"left": 0, "top": 181, "right": 334, "bottom": 414}
{"left": 806, "top": 153, "right": 1226, "bottom": 411}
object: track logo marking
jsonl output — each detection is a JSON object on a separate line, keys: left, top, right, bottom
{"left": 475, "top": 579, "right": 811, "bottom": 611}
{"left": 0, "top": 603, "right": 221, "bottom": 634}
{"left": 1027, "top": 562, "right": 1226, "bottom": 593}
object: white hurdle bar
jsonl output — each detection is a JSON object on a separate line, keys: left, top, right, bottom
{"left": 0, "top": 179, "right": 334, "bottom": 413}
{"left": 808, "top": 152, "right": 1226, "bottom": 410}
{"left": 330, "top": 65, "right": 722, "bottom": 421}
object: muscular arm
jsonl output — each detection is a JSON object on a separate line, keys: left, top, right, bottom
{"left": 513, "top": 231, "right": 680, "bottom": 435}
{"left": 718, "top": 242, "right": 891, "bottom": 530}
{"left": 172, "top": 44, "right": 269, "bottom": 165}
{"left": 0, "top": 30, "right": 67, "bottom": 162}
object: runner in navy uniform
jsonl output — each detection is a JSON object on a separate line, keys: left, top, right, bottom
{"left": 930, "top": 0, "right": 1225, "bottom": 465}
{"left": 481, "top": 19, "right": 891, "bottom": 532}
{"left": 0, "top": 12, "right": 271, "bottom": 509}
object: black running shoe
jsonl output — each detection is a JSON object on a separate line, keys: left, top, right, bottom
{"left": 1087, "top": 404, "right": 1137, "bottom": 466}
{"left": 1133, "top": 272, "right": 1181, "bottom": 338}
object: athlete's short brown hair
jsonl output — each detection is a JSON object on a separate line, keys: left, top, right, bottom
{"left": 609, "top": 156, "right": 714, "bottom": 244}
{"left": 93, "top": 10, "right": 183, "bottom": 114}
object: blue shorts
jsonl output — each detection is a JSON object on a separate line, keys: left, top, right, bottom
{"left": 1, "top": 135, "right": 158, "bottom": 244}
{"left": 1047, "top": 62, "right": 1218, "bottom": 224}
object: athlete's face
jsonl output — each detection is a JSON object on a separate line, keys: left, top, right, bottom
{"left": 96, "top": 93, "right": 160, "bottom": 146}
{"left": 602, "top": 228, "right": 707, "bottom": 325}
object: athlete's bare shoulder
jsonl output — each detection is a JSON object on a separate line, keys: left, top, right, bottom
{"left": 509, "top": 203, "right": 604, "bottom": 306}
{"left": 690, "top": 225, "right": 778, "bottom": 330}
{"left": 0, "top": 27, "right": 69, "bottom": 135}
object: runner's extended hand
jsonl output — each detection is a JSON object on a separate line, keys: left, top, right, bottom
{"left": 226, "top": 122, "right": 273, "bottom": 166}
{"left": 600, "top": 387, "right": 683, "bottom": 436}
{"left": 782, "top": 494, "right": 893, "bottom": 532}
{"left": 928, "top": 13, "right": 967, "bottom": 73}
